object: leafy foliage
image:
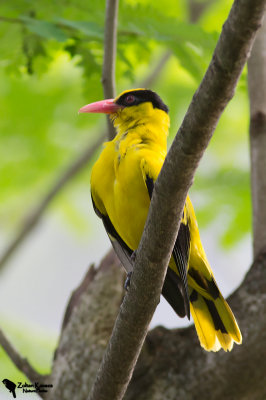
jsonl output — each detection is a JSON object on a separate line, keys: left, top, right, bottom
{"left": 0, "top": 0, "right": 250, "bottom": 249}
{"left": 0, "top": 0, "right": 218, "bottom": 80}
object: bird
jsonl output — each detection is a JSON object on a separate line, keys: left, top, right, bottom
{"left": 2, "top": 379, "right": 16, "bottom": 398}
{"left": 79, "top": 88, "right": 242, "bottom": 352}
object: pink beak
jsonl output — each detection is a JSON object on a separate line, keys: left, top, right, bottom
{"left": 79, "top": 98, "right": 123, "bottom": 114}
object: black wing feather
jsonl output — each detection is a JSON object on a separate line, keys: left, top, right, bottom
{"left": 145, "top": 176, "right": 154, "bottom": 199}
{"left": 162, "top": 268, "right": 186, "bottom": 317}
{"left": 91, "top": 195, "right": 133, "bottom": 273}
{"left": 172, "top": 221, "right": 190, "bottom": 319}
{"left": 145, "top": 175, "right": 190, "bottom": 319}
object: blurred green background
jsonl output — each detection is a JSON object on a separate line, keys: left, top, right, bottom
{"left": 0, "top": 0, "right": 251, "bottom": 395}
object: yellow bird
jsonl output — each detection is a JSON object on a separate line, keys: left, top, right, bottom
{"left": 79, "top": 88, "right": 242, "bottom": 352}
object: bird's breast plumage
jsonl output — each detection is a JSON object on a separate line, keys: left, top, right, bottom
{"left": 91, "top": 132, "right": 166, "bottom": 250}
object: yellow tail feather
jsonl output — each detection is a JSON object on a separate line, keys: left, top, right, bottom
{"left": 190, "top": 290, "right": 242, "bottom": 352}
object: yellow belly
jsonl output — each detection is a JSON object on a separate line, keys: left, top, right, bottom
{"left": 91, "top": 140, "right": 153, "bottom": 250}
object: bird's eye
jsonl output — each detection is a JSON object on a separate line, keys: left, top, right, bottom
{"left": 125, "top": 94, "right": 135, "bottom": 104}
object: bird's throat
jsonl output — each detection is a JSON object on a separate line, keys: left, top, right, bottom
{"left": 112, "top": 104, "right": 170, "bottom": 150}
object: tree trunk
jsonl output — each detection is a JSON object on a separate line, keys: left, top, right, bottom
{"left": 248, "top": 16, "right": 266, "bottom": 258}
{"left": 50, "top": 247, "right": 266, "bottom": 400}
{"left": 125, "top": 248, "right": 266, "bottom": 400}
{"left": 49, "top": 250, "right": 125, "bottom": 400}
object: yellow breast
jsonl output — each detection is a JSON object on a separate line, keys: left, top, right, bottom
{"left": 91, "top": 102, "right": 169, "bottom": 250}
{"left": 91, "top": 141, "right": 162, "bottom": 249}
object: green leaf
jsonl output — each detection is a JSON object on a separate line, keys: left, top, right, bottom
{"left": 20, "top": 16, "right": 68, "bottom": 42}
{"left": 55, "top": 18, "right": 104, "bottom": 40}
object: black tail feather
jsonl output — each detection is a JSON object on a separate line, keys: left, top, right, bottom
{"left": 162, "top": 268, "right": 186, "bottom": 318}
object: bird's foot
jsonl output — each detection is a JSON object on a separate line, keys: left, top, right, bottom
{"left": 131, "top": 250, "right": 137, "bottom": 263}
{"left": 124, "top": 252, "right": 137, "bottom": 291}
{"left": 124, "top": 271, "right": 132, "bottom": 291}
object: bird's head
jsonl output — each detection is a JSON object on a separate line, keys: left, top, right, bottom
{"left": 79, "top": 88, "right": 170, "bottom": 134}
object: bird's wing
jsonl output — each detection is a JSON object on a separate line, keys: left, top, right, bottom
{"left": 184, "top": 196, "right": 221, "bottom": 301}
{"left": 91, "top": 195, "right": 133, "bottom": 273}
{"left": 172, "top": 208, "right": 191, "bottom": 318}
{"left": 141, "top": 159, "right": 191, "bottom": 319}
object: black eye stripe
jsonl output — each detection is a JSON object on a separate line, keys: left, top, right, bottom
{"left": 115, "top": 89, "right": 169, "bottom": 113}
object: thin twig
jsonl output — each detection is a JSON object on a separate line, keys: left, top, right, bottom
{"left": 136, "top": 0, "right": 213, "bottom": 91}
{"left": 0, "top": 134, "right": 104, "bottom": 271}
{"left": 0, "top": 328, "right": 49, "bottom": 397}
{"left": 87, "top": 1, "right": 265, "bottom": 399}
{"left": 188, "top": 0, "right": 215, "bottom": 22}
{"left": 0, "top": 16, "right": 23, "bottom": 24}
{"left": 138, "top": 50, "right": 172, "bottom": 89}
{"left": 102, "top": 0, "right": 119, "bottom": 140}
{"left": 0, "top": 27, "right": 172, "bottom": 273}
{"left": 0, "top": 0, "right": 119, "bottom": 269}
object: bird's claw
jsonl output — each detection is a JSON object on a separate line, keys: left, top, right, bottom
{"left": 131, "top": 250, "right": 137, "bottom": 263}
{"left": 124, "top": 271, "right": 132, "bottom": 291}
{"left": 124, "top": 252, "right": 137, "bottom": 290}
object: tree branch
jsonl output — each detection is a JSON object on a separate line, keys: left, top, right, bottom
{"left": 50, "top": 246, "right": 266, "bottom": 400}
{"left": 102, "top": 0, "right": 119, "bottom": 140}
{"left": 125, "top": 247, "right": 266, "bottom": 400}
{"left": 0, "top": 328, "right": 49, "bottom": 398}
{"left": 60, "top": 263, "right": 97, "bottom": 331}
{"left": 87, "top": 1, "right": 265, "bottom": 399}
{"left": 138, "top": 50, "right": 172, "bottom": 89}
{"left": 188, "top": 0, "right": 215, "bottom": 23}
{"left": 0, "top": 0, "right": 118, "bottom": 270}
{"left": 136, "top": 0, "right": 211, "bottom": 91}
{"left": 248, "top": 15, "right": 266, "bottom": 258}
{"left": 0, "top": 13, "right": 171, "bottom": 274}
{"left": 0, "top": 134, "right": 104, "bottom": 272}
{"left": 0, "top": 16, "right": 23, "bottom": 24}
{"left": 49, "top": 250, "right": 124, "bottom": 400}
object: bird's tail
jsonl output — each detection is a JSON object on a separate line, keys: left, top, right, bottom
{"left": 189, "top": 288, "right": 242, "bottom": 352}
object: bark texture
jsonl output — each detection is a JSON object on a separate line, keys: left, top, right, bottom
{"left": 126, "top": 248, "right": 266, "bottom": 400}
{"left": 248, "top": 16, "right": 266, "bottom": 258}
{"left": 49, "top": 250, "right": 125, "bottom": 400}
{"left": 50, "top": 247, "right": 266, "bottom": 400}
